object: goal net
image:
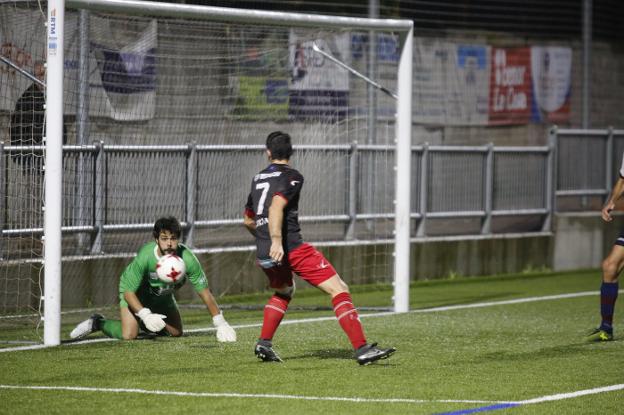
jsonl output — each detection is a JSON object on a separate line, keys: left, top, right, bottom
{"left": 0, "top": 0, "right": 412, "bottom": 346}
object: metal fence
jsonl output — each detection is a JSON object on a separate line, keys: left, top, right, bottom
{"left": 555, "top": 127, "right": 623, "bottom": 196}
{"left": 2, "top": 127, "right": 620, "bottom": 259}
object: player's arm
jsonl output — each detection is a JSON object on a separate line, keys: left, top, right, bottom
{"left": 243, "top": 212, "right": 257, "bottom": 237}
{"left": 243, "top": 193, "right": 257, "bottom": 237}
{"left": 119, "top": 256, "right": 145, "bottom": 313}
{"left": 603, "top": 176, "right": 624, "bottom": 222}
{"left": 123, "top": 291, "right": 145, "bottom": 314}
{"left": 119, "top": 252, "right": 166, "bottom": 332}
{"left": 197, "top": 287, "right": 237, "bottom": 342}
{"left": 268, "top": 194, "right": 288, "bottom": 263}
{"left": 197, "top": 288, "right": 221, "bottom": 317}
{"left": 182, "top": 247, "right": 236, "bottom": 341}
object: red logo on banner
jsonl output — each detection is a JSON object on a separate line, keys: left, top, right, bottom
{"left": 489, "top": 47, "right": 532, "bottom": 125}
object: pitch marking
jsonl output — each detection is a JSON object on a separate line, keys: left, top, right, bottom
{"left": 0, "top": 384, "right": 509, "bottom": 405}
{"left": 0, "top": 290, "right": 615, "bottom": 353}
{"left": 435, "top": 384, "right": 624, "bottom": 414}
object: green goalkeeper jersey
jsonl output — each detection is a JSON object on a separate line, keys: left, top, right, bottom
{"left": 118, "top": 241, "right": 209, "bottom": 306}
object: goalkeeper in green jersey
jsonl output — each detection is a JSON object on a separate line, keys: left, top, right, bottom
{"left": 70, "top": 216, "right": 236, "bottom": 342}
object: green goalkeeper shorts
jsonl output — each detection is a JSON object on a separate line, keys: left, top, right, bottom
{"left": 119, "top": 291, "right": 178, "bottom": 314}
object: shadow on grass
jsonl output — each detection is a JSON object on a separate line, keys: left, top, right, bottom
{"left": 293, "top": 348, "right": 354, "bottom": 360}
{"left": 469, "top": 340, "right": 620, "bottom": 364}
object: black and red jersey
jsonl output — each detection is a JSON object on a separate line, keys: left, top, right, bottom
{"left": 245, "top": 163, "right": 304, "bottom": 259}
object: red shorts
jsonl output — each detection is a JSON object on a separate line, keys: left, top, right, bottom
{"left": 260, "top": 243, "right": 337, "bottom": 288}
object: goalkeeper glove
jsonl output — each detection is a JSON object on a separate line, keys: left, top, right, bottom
{"left": 212, "top": 313, "right": 236, "bottom": 342}
{"left": 136, "top": 307, "right": 167, "bottom": 333}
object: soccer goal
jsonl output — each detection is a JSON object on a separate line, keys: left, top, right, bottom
{"left": 0, "top": 0, "right": 412, "bottom": 346}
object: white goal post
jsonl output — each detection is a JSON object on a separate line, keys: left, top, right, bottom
{"left": 43, "top": 0, "right": 412, "bottom": 345}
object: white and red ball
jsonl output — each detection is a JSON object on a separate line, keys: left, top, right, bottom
{"left": 156, "top": 254, "right": 186, "bottom": 284}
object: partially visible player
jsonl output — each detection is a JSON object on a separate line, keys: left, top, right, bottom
{"left": 587, "top": 154, "right": 624, "bottom": 341}
{"left": 243, "top": 131, "right": 395, "bottom": 365}
{"left": 70, "top": 216, "right": 236, "bottom": 342}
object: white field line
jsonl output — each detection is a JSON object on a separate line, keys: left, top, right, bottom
{"left": 0, "top": 290, "right": 612, "bottom": 353}
{"left": 1, "top": 383, "right": 623, "bottom": 407}
{"left": 518, "top": 383, "right": 624, "bottom": 405}
{"left": 0, "top": 384, "right": 511, "bottom": 405}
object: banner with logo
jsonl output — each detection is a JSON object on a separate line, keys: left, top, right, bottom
{"left": 413, "top": 39, "right": 490, "bottom": 125}
{"left": 488, "top": 47, "right": 532, "bottom": 125}
{"left": 63, "top": 15, "right": 157, "bottom": 121}
{"left": 349, "top": 32, "right": 399, "bottom": 117}
{"left": 229, "top": 36, "right": 289, "bottom": 120}
{"left": 288, "top": 31, "right": 350, "bottom": 120}
{"left": 530, "top": 46, "right": 572, "bottom": 123}
{"left": 0, "top": 9, "right": 157, "bottom": 120}
{"left": 0, "top": 7, "right": 47, "bottom": 112}
{"left": 451, "top": 44, "right": 490, "bottom": 125}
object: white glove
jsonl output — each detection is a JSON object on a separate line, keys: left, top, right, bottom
{"left": 136, "top": 307, "right": 167, "bottom": 333}
{"left": 213, "top": 313, "right": 236, "bottom": 342}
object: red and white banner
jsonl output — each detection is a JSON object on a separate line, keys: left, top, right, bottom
{"left": 488, "top": 47, "right": 532, "bottom": 125}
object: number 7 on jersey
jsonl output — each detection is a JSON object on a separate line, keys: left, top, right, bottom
{"left": 255, "top": 182, "right": 270, "bottom": 215}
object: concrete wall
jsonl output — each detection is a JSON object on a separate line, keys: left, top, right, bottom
{"left": 552, "top": 213, "right": 621, "bottom": 271}
{"left": 2, "top": 213, "right": 613, "bottom": 310}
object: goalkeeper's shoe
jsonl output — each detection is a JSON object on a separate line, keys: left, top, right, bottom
{"left": 70, "top": 314, "right": 104, "bottom": 339}
{"left": 254, "top": 340, "right": 283, "bottom": 363}
{"left": 586, "top": 327, "right": 614, "bottom": 342}
{"left": 355, "top": 342, "right": 396, "bottom": 365}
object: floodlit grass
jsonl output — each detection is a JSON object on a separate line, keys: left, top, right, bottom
{"left": 1, "top": 269, "right": 623, "bottom": 414}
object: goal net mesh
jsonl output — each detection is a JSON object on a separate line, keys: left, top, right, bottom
{"left": 0, "top": 1, "right": 401, "bottom": 344}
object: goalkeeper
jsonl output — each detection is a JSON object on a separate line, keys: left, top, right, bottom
{"left": 70, "top": 216, "right": 236, "bottom": 342}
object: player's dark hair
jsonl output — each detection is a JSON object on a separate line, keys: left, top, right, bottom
{"left": 266, "top": 131, "right": 293, "bottom": 160}
{"left": 153, "top": 216, "right": 182, "bottom": 239}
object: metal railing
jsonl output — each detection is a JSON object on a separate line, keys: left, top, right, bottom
{"left": 553, "top": 127, "right": 624, "bottom": 198}
{"left": 1, "top": 139, "right": 560, "bottom": 257}
{"left": 5, "top": 125, "right": 621, "bottom": 257}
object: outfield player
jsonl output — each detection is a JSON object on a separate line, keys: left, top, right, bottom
{"left": 243, "top": 131, "right": 395, "bottom": 365}
{"left": 587, "top": 156, "right": 624, "bottom": 341}
{"left": 70, "top": 216, "right": 236, "bottom": 342}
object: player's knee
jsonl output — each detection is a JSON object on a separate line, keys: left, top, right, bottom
{"left": 170, "top": 330, "right": 183, "bottom": 338}
{"left": 336, "top": 277, "right": 350, "bottom": 294}
{"left": 275, "top": 282, "right": 295, "bottom": 300}
{"left": 122, "top": 332, "right": 138, "bottom": 340}
{"left": 602, "top": 257, "right": 621, "bottom": 280}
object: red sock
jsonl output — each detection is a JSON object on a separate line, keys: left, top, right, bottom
{"left": 260, "top": 295, "right": 290, "bottom": 340}
{"left": 332, "top": 292, "right": 367, "bottom": 350}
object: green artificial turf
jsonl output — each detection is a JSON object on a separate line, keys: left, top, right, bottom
{"left": 1, "top": 269, "right": 622, "bottom": 414}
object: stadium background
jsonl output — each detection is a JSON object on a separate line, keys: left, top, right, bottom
{"left": 0, "top": 0, "right": 622, "bottom": 317}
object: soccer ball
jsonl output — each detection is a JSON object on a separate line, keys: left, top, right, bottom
{"left": 156, "top": 254, "right": 186, "bottom": 284}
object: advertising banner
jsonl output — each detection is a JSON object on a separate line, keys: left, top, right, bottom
{"left": 488, "top": 47, "right": 532, "bottom": 125}
{"left": 413, "top": 39, "right": 490, "bottom": 125}
{"left": 452, "top": 44, "right": 490, "bottom": 125}
{"left": 530, "top": 46, "right": 572, "bottom": 123}
{"left": 288, "top": 31, "right": 350, "bottom": 120}
{"left": 64, "top": 16, "right": 157, "bottom": 121}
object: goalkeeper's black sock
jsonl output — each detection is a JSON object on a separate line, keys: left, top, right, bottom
{"left": 101, "top": 319, "right": 123, "bottom": 339}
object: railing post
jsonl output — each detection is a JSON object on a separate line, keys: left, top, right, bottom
{"left": 185, "top": 142, "right": 197, "bottom": 247}
{"left": 76, "top": 9, "right": 91, "bottom": 253}
{"left": 606, "top": 126, "right": 614, "bottom": 194}
{"left": 0, "top": 142, "right": 4, "bottom": 258}
{"left": 481, "top": 143, "right": 493, "bottom": 234}
{"left": 416, "top": 143, "right": 428, "bottom": 237}
{"left": 345, "top": 141, "right": 358, "bottom": 240}
{"left": 543, "top": 127, "right": 557, "bottom": 231}
{"left": 91, "top": 141, "right": 105, "bottom": 254}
